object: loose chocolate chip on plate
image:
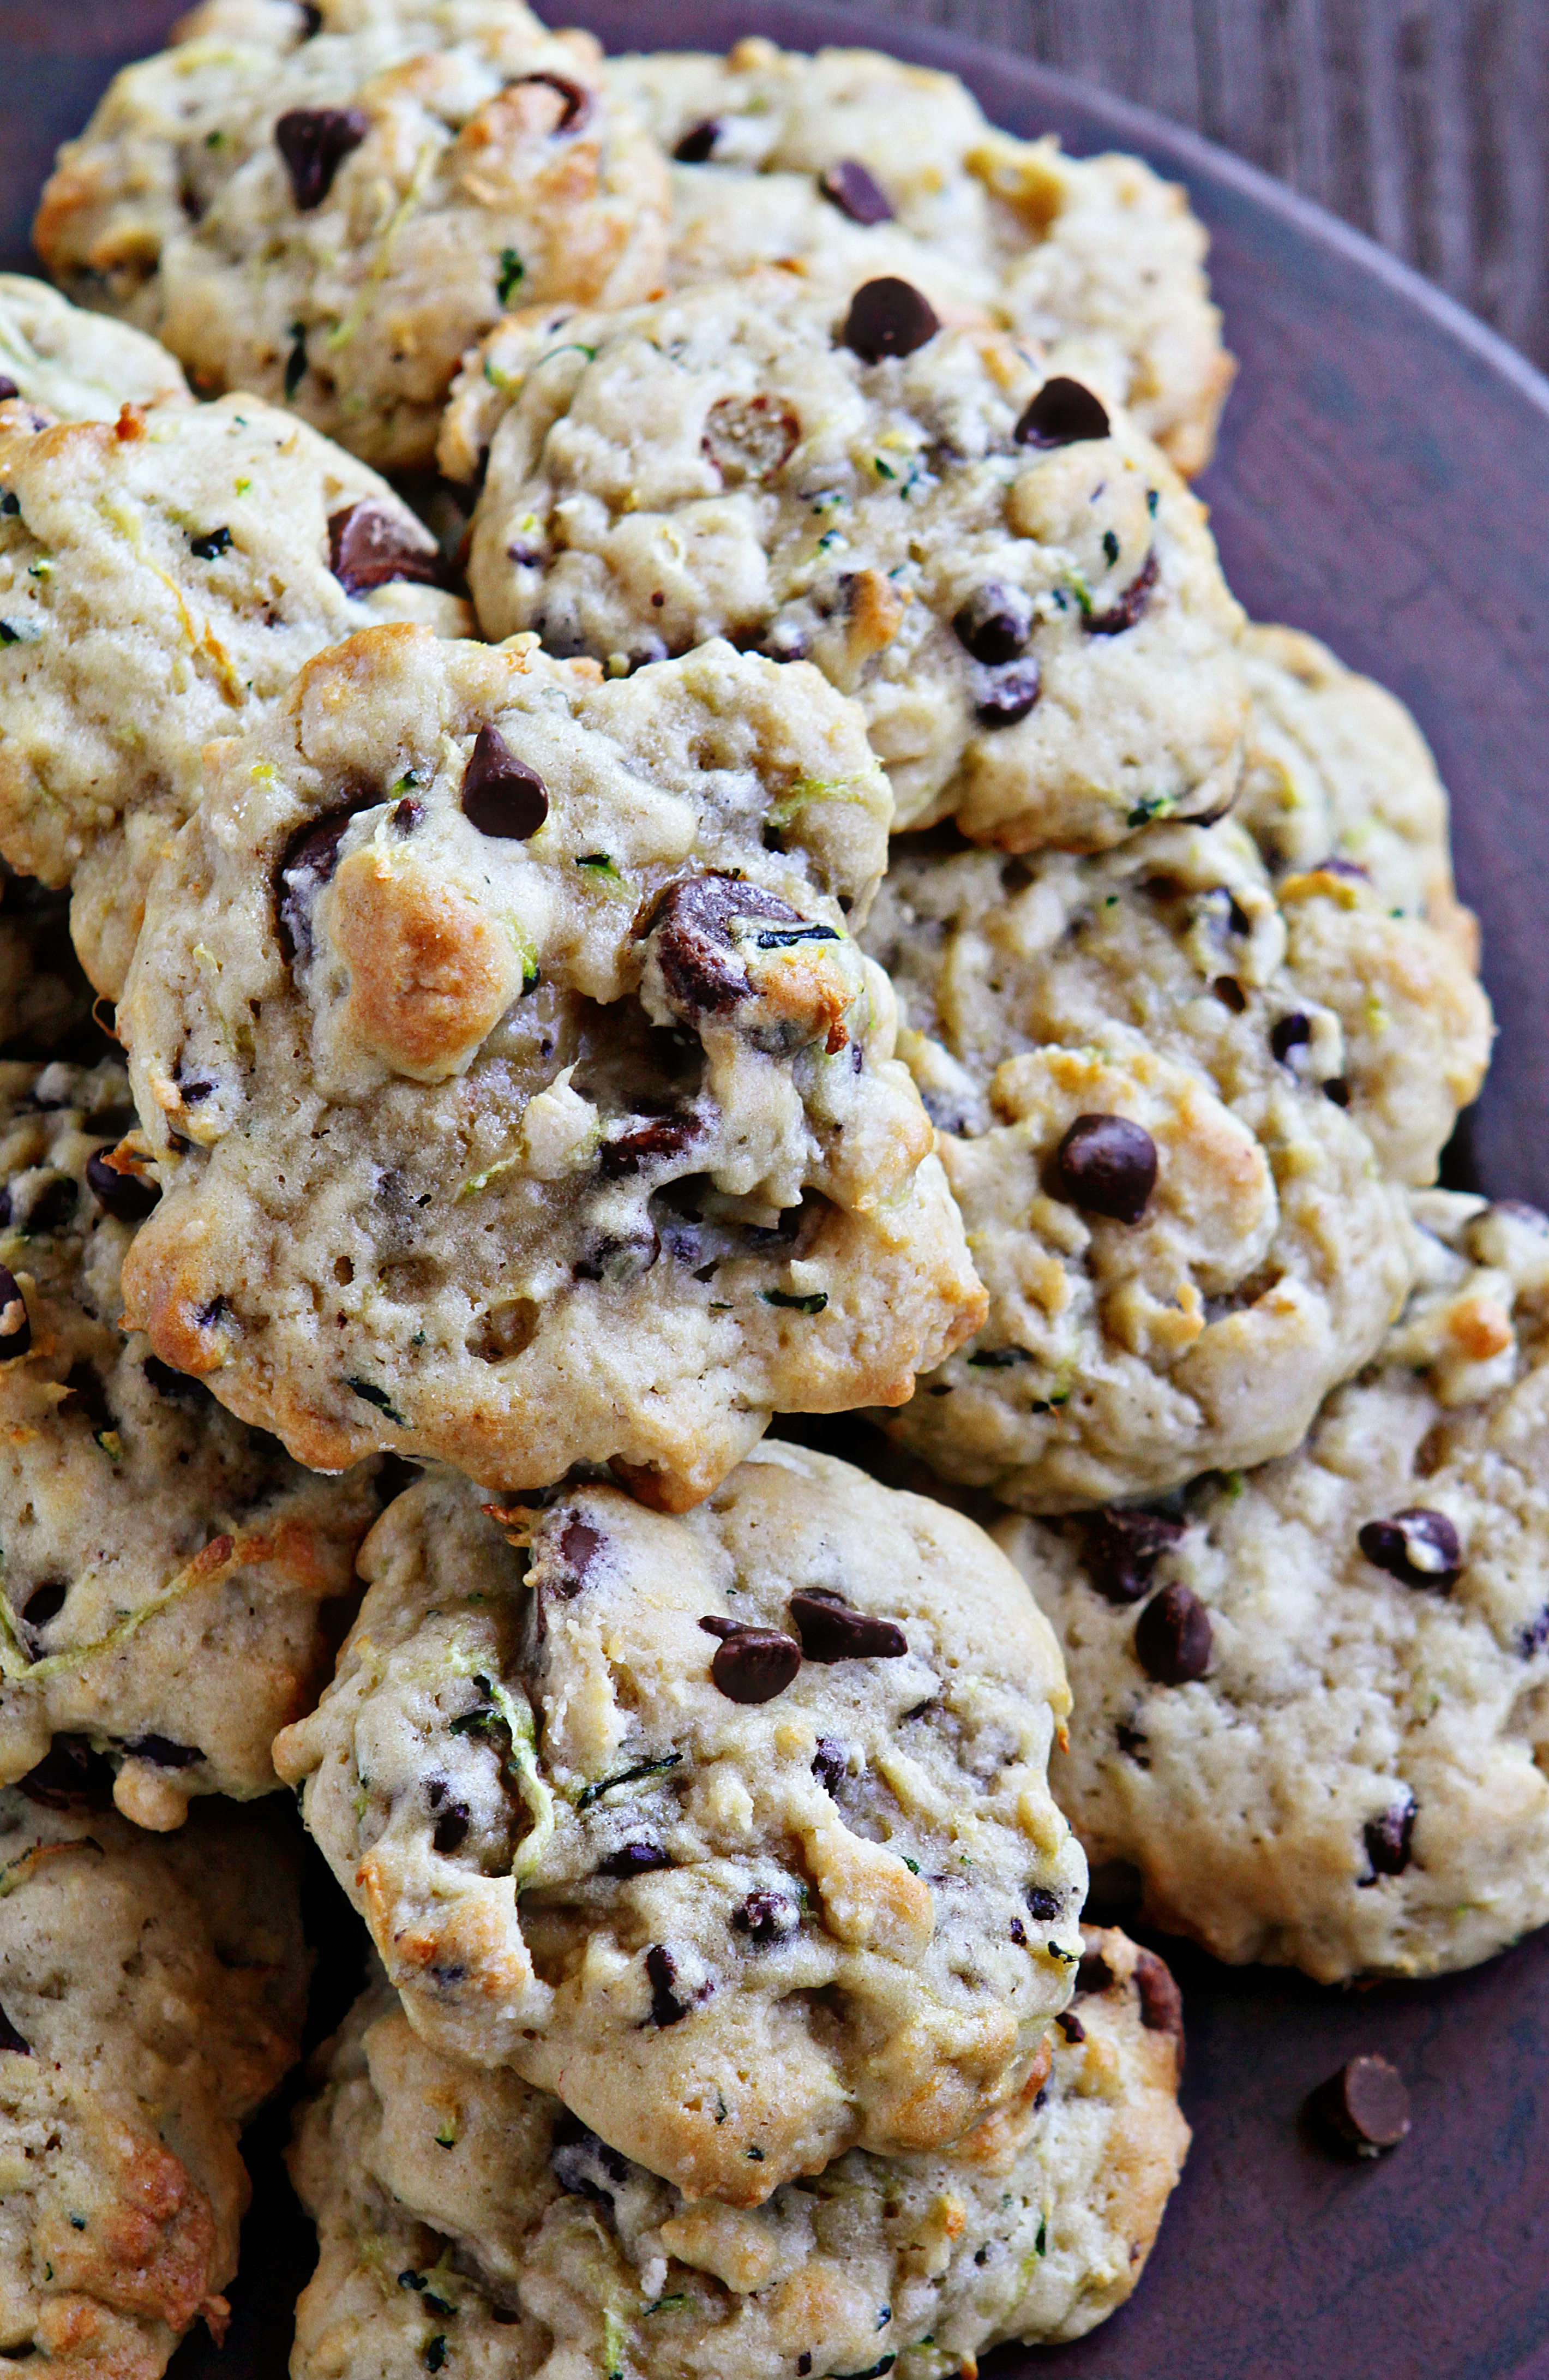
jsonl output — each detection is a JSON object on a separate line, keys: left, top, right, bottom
{"left": 1014, "top": 375, "right": 1112, "bottom": 448}
{"left": 507, "top": 72, "right": 592, "bottom": 131}
{"left": 1051, "top": 1113, "right": 1158, "bottom": 1224}
{"left": 789, "top": 1588, "right": 906, "bottom": 1662}
{"left": 1087, "top": 548, "right": 1160, "bottom": 635}
{"left": 1134, "top": 1581, "right": 1212, "bottom": 1684}
{"left": 818, "top": 158, "right": 893, "bottom": 224}
{"left": 1364, "top": 1795, "right": 1416, "bottom": 1878}
{"left": 707, "top": 1624, "right": 803, "bottom": 1704}
{"left": 1083, "top": 1505, "right": 1185, "bottom": 1604}
{"left": 1359, "top": 1507, "right": 1462, "bottom": 1591}
{"left": 0, "top": 2001, "right": 29, "bottom": 2056}
{"left": 598, "top": 1841, "right": 671, "bottom": 1879}
{"left": 975, "top": 658, "right": 1041, "bottom": 727}
{"left": 673, "top": 118, "right": 720, "bottom": 162}
{"left": 328, "top": 499, "right": 443, "bottom": 595}
{"left": 953, "top": 581, "right": 1033, "bottom": 666}
{"left": 1314, "top": 2054, "right": 1410, "bottom": 2155}
{"left": 86, "top": 1147, "right": 160, "bottom": 1221}
{"left": 461, "top": 724, "right": 548, "bottom": 839}
{"left": 840, "top": 277, "right": 940, "bottom": 363}
{"left": 644, "top": 1943, "right": 688, "bottom": 2026}
{"left": 0, "top": 1266, "right": 29, "bottom": 1359}
{"left": 275, "top": 106, "right": 368, "bottom": 211}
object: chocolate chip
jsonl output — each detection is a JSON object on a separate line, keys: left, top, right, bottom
{"left": 597, "top": 1841, "right": 671, "bottom": 1879}
{"left": 86, "top": 1148, "right": 160, "bottom": 1221}
{"left": 1051, "top": 1113, "right": 1158, "bottom": 1225}
{"left": 1358, "top": 1508, "right": 1462, "bottom": 1592}
{"left": 673, "top": 118, "right": 721, "bottom": 162}
{"left": 1076, "top": 1948, "right": 1115, "bottom": 1995}
{"left": 1271, "top": 1011, "right": 1312, "bottom": 1064}
{"left": 432, "top": 1802, "right": 470, "bottom": 1855}
{"left": 975, "top": 657, "right": 1041, "bottom": 726}
{"left": 121, "top": 1735, "right": 200, "bottom": 1768}
{"left": 1088, "top": 548, "right": 1160, "bottom": 636}
{"left": 789, "top": 1588, "right": 906, "bottom": 1662}
{"left": 1313, "top": 854, "right": 1372, "bottom": 881}
{"left": 598, "top": 1113, "right": 700, "bottom": 1181}
{"left": 327, "top": 499, "right": 443, "bottom": 595}
{"left": 0, "top": 1266, "right": 29, "bottom": 1359}
{"left": 1083, "top": 1506, "right": 1186, "bottom": 1604}
{"left": 0, "top": 2002, "right": 29, "bottom": 2056}
{"left": 644, "top": 1943, "right": 688, "bottom": 2026}
{"left": 0, "top": 379, "right": 18, "bottom": 402}
{"left": 1323, "top": 1077, "right": 1351, "bottom": 1107}
{"left": 297, "top": 1, "right": 323, "bottom": 29}
{"left": 840, "top": 277, "right": 940, "bottom": 363}
{"left": 18, "top": 1735, "right": 116, "bottom": 1809}
{"left": 1057, "top": 2010, "right": 1085, "bottom": 2042}
{"left": 953, "top": 581, "right": 1033, "bottom": 666}
{"left": 732, "top": 1888, "right": 798, "bottom": 1944}
{"left": 1134, "top": 1581, "right": 1211, "bottom": 1684}
{"left": 143, "top": 1354, "right": 212, "bottom": 1411}
{"left": 278, "top": 805, "right": 357, "bottom": 960}
{"left": 818, "top": 158, "right": 893, "bottom": 224}
{"left": 812, "top": 1736, "right": 847, "bottom": 1794}
{"left": 550, "top": 2112, "right": 631, "bottom": 2201}
{"left": 553, "top": 1514, "right": 603, "bottom": 1598}
{"left": 22, "top": 1580, "right": 65, "bottom": 1628}
{"left": 189, "top": 526, "right": 232, "bottom": 560}
{"left": 1026, "top": 1886, "right": 1062, "bottom": 1921}
{"left": 460, "top": 724, "right": 548, "bottom": 839}
{"left": 1212, "top": 975, "right": 1246, "bottom": 1011}
{"left": 506, "top": 72, "right": 592, "bottom": 131}
{"left": 643, "top": 873, "right": 808, "bottom": 1021}
{"left": 1010, "top": 1916, "right": 1026, "bottom": 1945}
{"left": 701, "top": 394, "right": 800, "bottom": 486}
{"left": 1133, "top": 1946, "right": 1185, "bottom": 2058}
{"left": 1314, "top": 2054, "right": 1410, "bottom": 2154}
{"left": 707, "top": 1625, "right": 802, "bottom": 1704}
{"left": 391, "top": 796, "right": 423, "bottom": 836}
{"left": 275, "top": 106, "right": 368, "bottom": 210}
{"left": 1014, "top": 375, "right": 1111, "bottom": 447}
{"left": 1364, "top": 1795, "right": 1416, "bottom": 1878}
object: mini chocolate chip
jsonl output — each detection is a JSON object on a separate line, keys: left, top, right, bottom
{"left": 86, "top": 1148, "right": 160, "bottom": 1221}
{"left": 644, "top": 1943, "right": 688, "bottom": 2026}
{"left": 122, "top": 1735, "right": 200, "bottom": 1768}
{"left": 840, "top": 277, "right": 940, "bottom": 363}
{"left": 1134, "top": 1581, "right": 1211, "bottom": 1684}
{"left": 673, "top": 117, "right": 720, "bottom": 161}
{"left": 392, "top": 796, "right": 423, "bottom": 836}
{"left": 732, "top": 1888, "right": 798, "bottom": 1944}
{"left": 1270, "top": 1011, "right": 1312, "bottom": 1064}
{"left": 1010, "top": 1916, "right": 1026, "bottom": 1945}
{"left": 0, "top": 2001, "right": 29, "bottom": 2056}
{"left": 1133, "top": 1946, "right": 1185, "bottom": 2058}
{"left": 507, "top": 71, "right": 592, "bottom": 131}
{"left": 22, "top": 1580, "right": 66, "bottom": 1628}
{"left": 1083, "top": 1506, "right": 1186, "bottom": 1604}
{"left": 189, "top": 526, "right": 232, "bottom": 560}
{"left": 0, "top": 379, "right": 18, "bottom": 401}
{"left": 18, "top": 1735, "right": 115, "bottom": 1809}
{"left": 812, "top": 1736, "right": 846, "bottom": 1794}
{"left": 1212, "top": 975, "right": 1246, "bottom": 1012}
{"left": 953, "top": 581, "right": 1033, "bottom": 666}
{"left": 278, "top": 805, "right": 358, "bottom": 960}
{"left": 976, "top": 657, "right": 1042, "bottom": 726}
{"left": 275, "top": 106, "right": 368, "bottom": 210}
{"left": 1087, "top": 548, "right": 1160, "bottom": 635}
{"left": 710, "top": 1627, "right": 802, "bottom": 1704}
{"left": 1052, "top": 1113, "right": 1158, "bottom": 1225}
{"left": 789, "top": 1589, "right": 906, "bottom": 1662}
{"left": 327, "top": 500, "right": 442, "bottom": 594}
{"left": 1359, "top": 1508, "right": 1462, "bottom": 1591}
{"left": 1057, "top": 2011, "right": 1085, "bottom": 2042}
{"left": 818, "top": 158, "right": 893, "bottom": 224}
{"left": 1323, "top": 1077, "right": 1351, "bottom": 1107}
{"left": 1314, "top": 2054, "right": 1410, "bottom": 2154}
{"left": 1026, "top": 1886, "right": 1063, "bottom": 1921}
{"left": 598, "top": 1841, "right": 671, "bottom": 1879}
{"left": 0, "top": 1266, "right": 29, "bottom": 1359}
{"left": 599, "top": 1113, "right": 700, "bottom": 1180}
{"left": 433, "top": 1802, "right": 470, "bottom": 1855}
{"left": 1364, "top": 1796, "right": 1416, "bottom": 1877}
{"left": 461, "top": 724, "right": 548, "bottom": 838}
{"left": 1014, "top": 375, "right": 1111, "bottom": 447}
{"left": 1076, "top": 1948, "right": 1115, "bottom": 1995}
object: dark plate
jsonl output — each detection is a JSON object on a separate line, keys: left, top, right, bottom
{"left": 5, "top": 5, "right": 1549, "bottom": 2376}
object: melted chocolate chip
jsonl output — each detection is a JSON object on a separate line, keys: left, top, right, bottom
{"left": 1358, "top": 1508, "right": 1462, "bottom": 1591}
{"left": 673, "top": 118, "right": 720, "bottom": 162}
{"left": 1057, "top": 2010, "right": 1085, "bottom": 2042}
{"left": 86, "top": 1148, "right": 160, "bottom": 1221}
{"left": 701, "top": 394, "right": 800, "bottom": 486}
{"left": 1323, "top": 1077, "right": 1351, "bottom": 1107}
{"left": 1134, "top": 1581, "right": 1212, "bottom": 1684}
{"left": 643, "top": 873, "right": 807, "bottom": 1021}
{"left": 0, "top": 378, "right": 18, "bottom": 402}
{"left": 433, "top": 1801, "right": 470, "bottom": 1855}
{"left": 1087, "top": 548, "right": 1159, "bottom": 635}
{"left": 840, "top": 277, "right": 940, "bottom": 363}
{"left": 818, "top": 158, "right": 893, "bottom": 224}
{"left": 644, "top": 1943, "right": 688, "bottom": 2026}
{"left": 0, "top": 2002, "right": 29, "bottom": 2056}
{"left": 1026, "top": 1886, "right": 1062, "bottom": 1921}
{"left": 18, "top": 1734, "right": 115, "bottom": 1809}
{"left": 553, "top": 1514, "right": 603, "bottom": 1598}
{"left": 1051, "top": 1114, "right": 1158, "bottom": 1225}
{"left": 507, "top": 71, "right": 592, "bottom": 131}
{"left": 22, "top": 1580, "right": 66, "bottom": 1628}
{"left": 1314, "top": 2054, "right": 1410, "bottom": 2154}
{"left": 812, "top": 1736, "right": 847, "bottom": 1794}
{"left": 122, "top": 1735, "right": 200, "bottom": 1768}
{"left": 1083, "top": 1506, "right": 1186, "bottom": 1604}
{"left": 707, "top": 1625, "right": 802, "bottom": 1705}
{"left": 1076, "top": 1948, "right": 1115, "bottom": 1995}
{"left": 392, "top": 795, "right": 423, "bottom": 836}
{"left": 327, "top": 500, "right": 442, "bottom": 595}
{"left": 0, "top": 1266, "right": 29, "bottom": 1359}
{"left": 953, "top": 581, "right": 1032, "bottom": 666}
{"left": 975, "top": 658, "right": 1042, "bottom": 727}
{"left": 275, "top": 106, "right": 368, "bottom": 210}
{"left": 1364, "top": 1795, "right": 1416, "bottom": 1877}
{"left": 1014, "top": 375, "right": 1111, "bottom": 448}
{"left": 460, "top": 724, "right": 548, "bottom": 839}
{"left": 1271, "top": 1011, "right": 1312, "bottom": 1064}
{"left": 732, "top": 1888, "right": 799, "bottom": 1945}
{"left": 598, "top": 1113, "right": 701, "bottom": 1180}
{"left": 597, "top": 1841, "right": 671, "bottom": 1879}
{"left": 788, "top": 1589, "right": 906, "bottom": 1662}
{"left": 277, "top": 806, "right": 358, "bottom": 960}
{"left": 1132, "top": 1946, "right": 1185, "bottom": 2058}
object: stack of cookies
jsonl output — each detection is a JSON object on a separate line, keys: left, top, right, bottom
{"left": 0, "top": 3, "right": 1518, "bottom": 2373}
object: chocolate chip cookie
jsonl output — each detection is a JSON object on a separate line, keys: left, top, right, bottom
{"left": 0, "top": 274, "right": 188, "bottom": 421}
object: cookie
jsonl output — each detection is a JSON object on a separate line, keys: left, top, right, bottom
{"left": 1238, "top": 622, "right": 1480, "bottom": 968}
{"left": 275, "top": 1443, "right": 1085, "bottom": 2201}
{"left": 0, "top": 273, "right": 188, "bottom": 421}
{"left": 0, "top": 1784, "right": 306, "bottom": 2374}
{"left": 288, "top": 1921, "right": 1184, "bottom": 2377}
{"left": 861, "top": 818, "right": 1420, "bottom": 1509}
{"left": 0, "top": 1057, "right": 379, "bottom": 1831}
{"left": 1001, "top": 1193, "right": 1549, "bottom": 1982}
{"left": 0, "top": 388, "right": 469, "bottom": 999}
{"left": 116, "top": 626, "right": 983, "bottom": 1497}
{"left": 34, "top": 0, "right": 670, "bottom": 470}
{"left": 607, "top": 38, "right": 1232, "bottom": 474}
{"left": 442, "top": 277, "right": 1246, "bottom": 851}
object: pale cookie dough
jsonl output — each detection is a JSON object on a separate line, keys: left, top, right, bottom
{"left": 1001, "top": 1193, "right": 1549, "bottom": 1982}
{"left": 608, "top": 38, "right": 1233, "bottom": 474}
{"left": 0, "top": 388, "right": 469, "bottom": 999}
{"left": 0, "top": 1058, "right": 379, "bottom": 1830}
{"left": 0, "top": 1785, "right": 306, "bottom": 2376}
{"left": 442, "top": 277, "right": 1246, "bottom": 850}
{"left": 1238, "top": 622, "right": 1480, "bottom": 967}
{"left": 0, "top": 275, "right": 189, "bottom": 421}
{"left": 289, "top": 1921, "right": 1184, "bottom": 2377}
{"left": 861, "top": 818, "right": 1418, "bottom": 1509}
{"left": 276, "top": 1446, "right": 1086, "bottom": 2202}
{"left": 34, "top": 0, "right": 670, "bottom": 470}
{"left": 118, "top": 627, "right": 983, "bottom": 1498}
